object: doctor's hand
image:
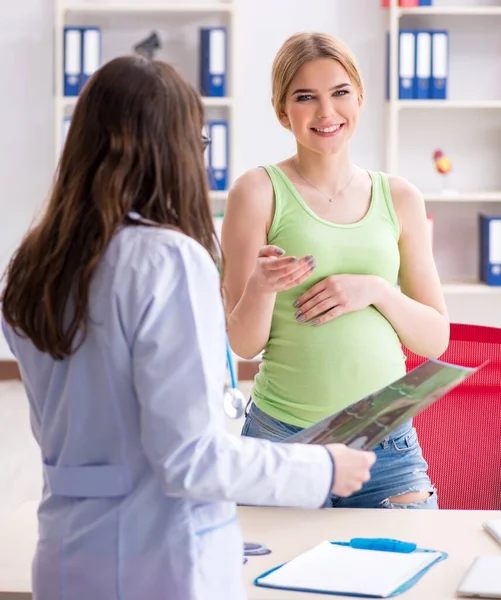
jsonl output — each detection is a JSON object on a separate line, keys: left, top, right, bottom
{"left": 326, "top": 444, "right": 376, "bottom": 498}
{"left": 293, "top": 274, "right": 382, "bottom": 326}
{"left": 248, "top": 245, "right": 316, "bottom": 294}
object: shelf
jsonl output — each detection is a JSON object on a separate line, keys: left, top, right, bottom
{"left": 63, "top": 3, "right": 234, "bottom": 14}
{"left": 398, "top": 6, "right": 501, "bottom": 17}
{"left": 424, "top": 192, "right": 501, "bottom": 203}
{"left": 57, "top": 95, "right": 233, "bottom": 108}
{"left": 442, "top": 282, "right": 501, "bottom": 294}
{"left": 202, "top": 96, "right": 233, "bottom": 107}
{"left": 394, "top": 100, "right": 501, "bottom": 110}
{"left": 209, "top": 190, "right": 228, "bottom": 201}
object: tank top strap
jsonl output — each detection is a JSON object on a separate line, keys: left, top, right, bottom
{"left": 368, "top": 170, "right": 400, "bottom": 239}
{"left": 261, "top": 164, "right": 288, "bottom": 239}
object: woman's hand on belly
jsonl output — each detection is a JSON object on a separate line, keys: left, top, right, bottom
{"left": 292, "top": 274, "right": 383, "bottom": 326}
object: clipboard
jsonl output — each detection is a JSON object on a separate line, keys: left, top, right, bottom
{"left": 254, "top": 537, "right": 448, "bottom": 598}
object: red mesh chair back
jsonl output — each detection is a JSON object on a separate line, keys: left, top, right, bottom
{"left": 405, "top": 323, "right": 501, "bottom": 510}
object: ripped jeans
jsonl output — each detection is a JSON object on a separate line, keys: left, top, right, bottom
{"left": 242, "top": 402, "right": 438, "bottom": 509}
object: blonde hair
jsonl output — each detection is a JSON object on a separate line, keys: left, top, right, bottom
{"left": 271, "top": 32, "right": 364, "bottom": 121}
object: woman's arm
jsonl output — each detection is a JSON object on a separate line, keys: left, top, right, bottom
{"left": 221, "top": 169, "right": 276, "bottom": 358}
{"left": 372, "top": 175, "right": 449, "bottom": 358}
{"left": 221, "top": 168, "right": 314, "bottom": 359}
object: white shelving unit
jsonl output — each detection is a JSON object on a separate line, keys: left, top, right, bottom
{"left": 53, "top": 0, "right": 236, "bottom": 213}
{"left": 395, "top": 99, "right": 501, "bottom": 110}
{"left": 385, "top": 2, "right": 501, "bottom": 174}
{"left": 423, "top": 191, "right": 501, "bottom": 202}
{"left": 398, "top": 5, "right": 501, "bottom": 15}
{"left": 385, "top": 1, "right": 501, "bottom": 305}
{"left": 62, "top": 3, "right": 234, "bottom": 13}
{"left": 442, "top": 282, "right": 501, "bottom": 294}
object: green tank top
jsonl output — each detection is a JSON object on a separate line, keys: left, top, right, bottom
{"left": 252, "top": 165, "right": 406, "bottom": 427}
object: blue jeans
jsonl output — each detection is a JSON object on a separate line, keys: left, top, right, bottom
{"left": 242, "top": 402, "right": 438, "bottom": 509}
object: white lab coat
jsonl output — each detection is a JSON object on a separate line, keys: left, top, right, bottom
{"left": 2, "top": 216, "right": 334, "bottom": 600}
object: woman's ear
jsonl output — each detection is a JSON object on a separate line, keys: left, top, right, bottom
{"left": 278, "top": 110, "right": 290, "bottom": 129}
{"left": 272, "top": 97, "right": 291, "bottom": 129}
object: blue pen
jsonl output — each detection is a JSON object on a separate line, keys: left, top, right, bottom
{"left": 349, "top": 538, "right": 417, "bottom": 553}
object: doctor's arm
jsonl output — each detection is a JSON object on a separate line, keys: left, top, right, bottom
{"left": 132, "top": 240, "right": 371, "bottom": 508}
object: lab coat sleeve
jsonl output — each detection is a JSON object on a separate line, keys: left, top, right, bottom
{"left": 132, "top": 236, "right": 334, "bottom": 509}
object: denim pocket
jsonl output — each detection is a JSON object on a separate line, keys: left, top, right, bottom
{"left": 241, "top": 403, "right": 299, "bottom": 442}
{"left": 390, "top": 427, "right": 418, "bottom": 453}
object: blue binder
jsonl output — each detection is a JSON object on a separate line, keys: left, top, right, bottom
{"left": 81, "top": 27, "right": 101, "bottom": 89}
{"left": 431, "top": 30, "right": 448, "bottom": 99}
{"left": 419, "top": 0, "right": 432, "bottom": 5}
{"left": 199, "top": 27, "right": 227, "bottom": 97}
{"left": 398, "top": 30, "right": 416, "bottom": 100}
{"left": 206, "top": 120, "right": 228, "bottom": 191}
{"left": 64, "top": 27, "right": 82, "bottom": 96}
{"left": 415, "top": 30, "right": 432, "bottom": 99}
{"left": 480, "top": 215, "right": 501, "bottom": 286}
{"left": 254, "top": 537, "right": 448, "bottom": 598}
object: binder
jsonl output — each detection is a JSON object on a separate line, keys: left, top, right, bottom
{"left": 415, "top": 30, "right": 432, "bottom": 99}
{"left": 419, "top": 0, "right": 433, "bottom": 5}
{"left": 255, "top": 538, "right": 447, "bottom": 597}
{"left": 64, "top": 27, "right": 82, "bottom": 96}
{"left": 431, "top": 30, "right": 448, "bottom": 99}
{"left": 206, "top": 120, "right": 228, "bottom": 191}
{"left": 480, "top": 215, "right": 501, "bottom": 286}
{"left": 199, "top": 28, "right": 226, "bottom": 97}
{"left": 399, "top": 30, "right": 416, "bottom": 99}
{"left": 81, "top": 27, "right": 101, "bottom": 89}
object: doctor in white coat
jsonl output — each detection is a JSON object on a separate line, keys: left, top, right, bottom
{"left": 1, "top": 56, "right": 375, "bottom": 600}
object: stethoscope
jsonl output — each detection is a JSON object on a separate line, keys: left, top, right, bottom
{"left": 223, "top": 337, "right": 247, "bottom": 419}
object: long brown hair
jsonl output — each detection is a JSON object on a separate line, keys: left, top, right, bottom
{"left": 2, "top": 55, "right": 218, "bottom": 360}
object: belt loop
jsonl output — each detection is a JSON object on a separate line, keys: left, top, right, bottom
{"left": 244, "top": 396, "right": 253, "bottom": 417}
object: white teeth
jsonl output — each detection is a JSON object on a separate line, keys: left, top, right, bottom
{"left": 314, "top": 125, "right": 341, "bottom": 133}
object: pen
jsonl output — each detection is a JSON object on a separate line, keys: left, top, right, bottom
{"left": 348, "top": 538, "right": 417, "bottom": 553}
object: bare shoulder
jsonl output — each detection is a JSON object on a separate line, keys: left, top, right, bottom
{"left": 387, "top": 174, "right": 424, "bottom": 208}
{"left": 229, "top": 167, "right": 273, "bottom": 202}
{"left": 225, "top": 167, "right": 274, "bottom": 226}
{"left": 387, "top": 174, "right": 427, "bottom": 236}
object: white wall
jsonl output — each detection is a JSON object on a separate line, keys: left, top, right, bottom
{"left": 0, "top": 1, "right": 55, "bottom": 358}
{"left": 0, "top": 0, "right": 500, "bottom": 359}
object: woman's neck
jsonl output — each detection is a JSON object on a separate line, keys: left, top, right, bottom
{"left": 293, "top": 145, "right": 354, "bottom": 194}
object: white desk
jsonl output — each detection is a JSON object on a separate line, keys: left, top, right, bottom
{"left": 0, "top": 502, "right": 500, "bottom": 599}
{"left": 239, "top": 506, "right": 501, "bottom": 599}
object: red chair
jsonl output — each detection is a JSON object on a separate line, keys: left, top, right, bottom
{"left": 405, "top": 323, "right": 501, "bottom": 510}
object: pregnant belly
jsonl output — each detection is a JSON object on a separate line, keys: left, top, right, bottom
{"left": 257, "top": 306, "right": 407, "bottom": 426}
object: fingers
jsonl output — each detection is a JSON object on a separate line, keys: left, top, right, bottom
{"left": 262, "top": 255, "right": 305, "bottom": 271}
{"left": 258, "top": 245, "right": 286, "bottom": 258}
{"left": 327, "top": 445, "right": 376, "bottom": 498}
{"left": 273, "top": 257, "right": 316, "bottom": 289}
{"left": 294, "top": 291, "right": 331, "bottom": 322}
{"left": 254, "top": 247, "right": 316, "bottom": 293}
{"left": 310, "top": 305, "right": 345, "bottom": 326}
{"left": 294, "top": 281, "right": 326, "bottom": 308}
